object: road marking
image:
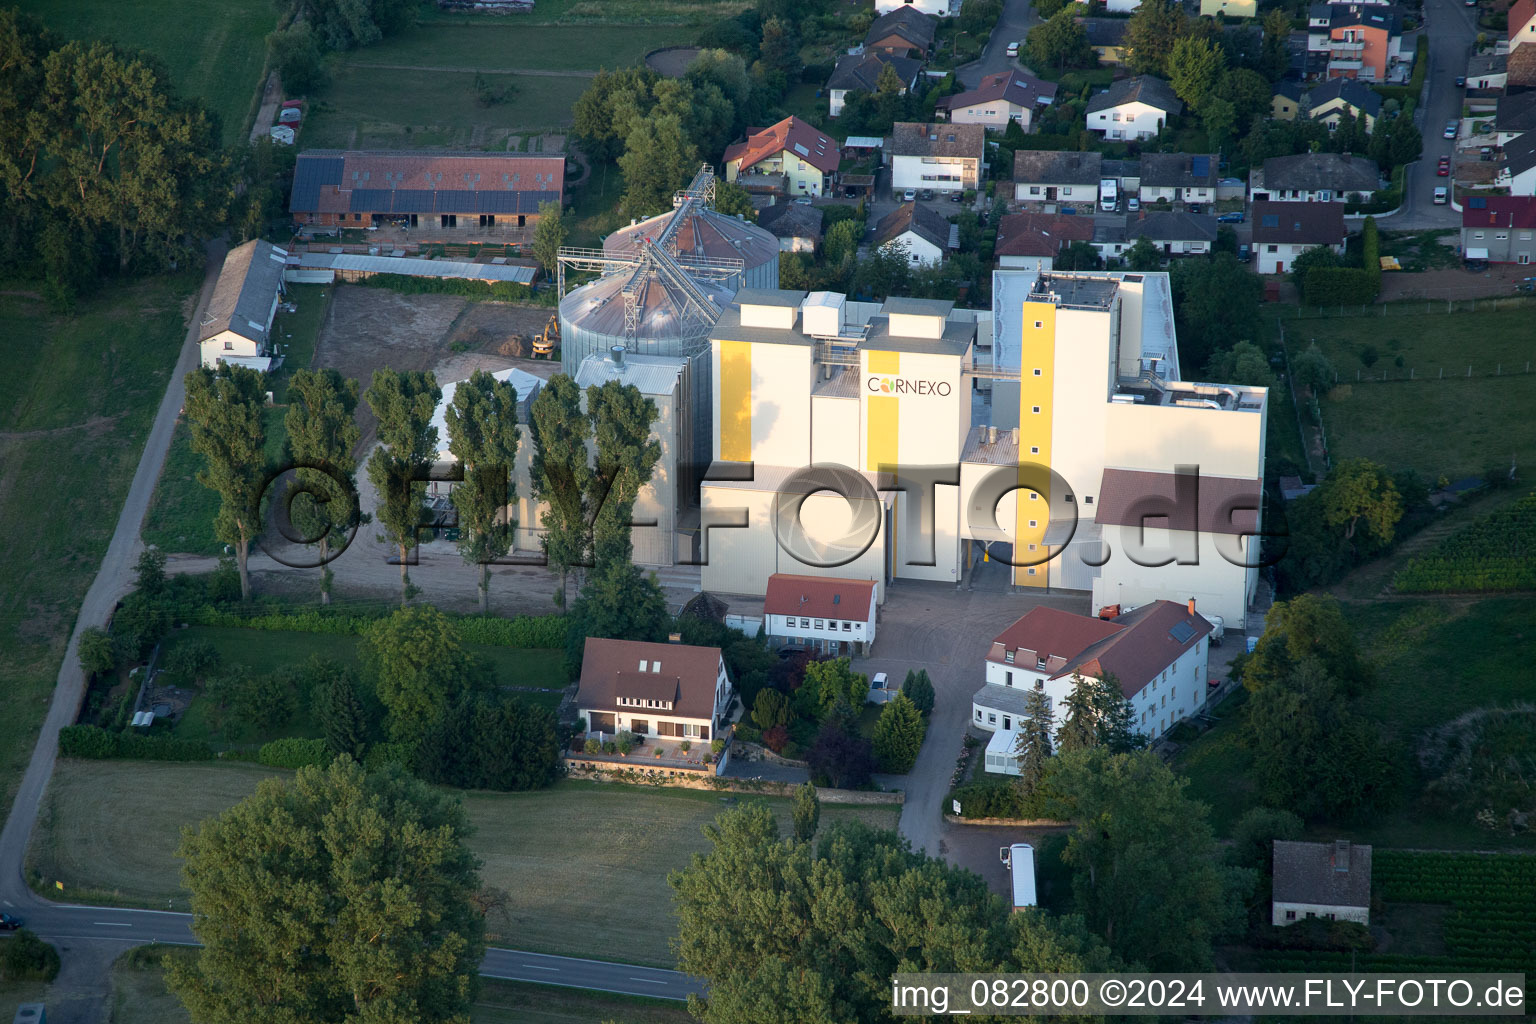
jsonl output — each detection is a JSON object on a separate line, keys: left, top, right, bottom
{"left": 93, "top": 921, "right": 133, "bottom": 927}
{"left": 520, "top": 964, "right": 559, "bottom": 971}
{"left": 628, "top": 977, "right": 670, "bottom": 985}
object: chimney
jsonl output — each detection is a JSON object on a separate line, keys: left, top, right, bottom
{"left": 1333, "top": 839, "right": 1351, "bottom": 872}
{"left": 1011, "top": 427, "right": 1020, "bottom": 445}
{"left": 988, "top": 425, "right": 998, "bottom": 444}
{"left": 668, "top": 631, "right": 682, "bottom": 644}
{"left": 610, "top": 345, "right": 625, "bottom": 367}
{"left": 1188, "top": 597, "right": 1196, "bottom": 616}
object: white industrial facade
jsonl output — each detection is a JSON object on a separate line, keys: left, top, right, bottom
{"left": 696, "top": 272, "right": 1266, "bottom": 630}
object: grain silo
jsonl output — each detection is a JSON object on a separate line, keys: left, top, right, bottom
{"left": 604, "top": 205, "right": 780, "bottom": 293}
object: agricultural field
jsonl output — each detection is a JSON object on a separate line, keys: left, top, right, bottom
{"left": 13, "top": 0, "right": 274, "bottom": 147}
{"left": 0, "top": 275, "right": 194, "bottom": 818}
{"left": 30, "top": 762, "right": 901, "bottom": 966}
{"left": 1289, "top": 307, "right": 1536, "bottom": 480}
{"left": 1392, "top": 492, "right": 1536, "bottom": 593}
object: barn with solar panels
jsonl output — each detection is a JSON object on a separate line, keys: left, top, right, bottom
{"left": 288, "top": 149, "right": 564, "bottom": 237}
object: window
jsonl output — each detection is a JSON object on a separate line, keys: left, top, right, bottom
{"left": 814, "top": 619, "right": 824, "bottom": 629}
{"left": 1029, "top": 492, "right": 1038, "bottom": 500}
{"left": 1028, "top": 520, "right": 1038, "bottom": 527}
{"left": 1029, "top": 186, "right": 1041, "bottom": 195}
{"left": 1496, "top": 232, "right": 1509, "bottom": 240}
{"left": 975, "top": 709, "right": 983, "bottom": 721}
{"left": 1172, "top": 687, "right": 1176, "bottom": 699}
{"left": 1473, "top": 231, "right": 1484, "bottom": 240}
{"left": 1030, "top": 446, "right": 1040, "bottom": 454}
{"left": 1521, "top": 232, "right": 1533, "bottom": 240}
{"left": 1028, "top": 543, "right": 1036, "bottom": 551}
{"left": 353, "top": 213, "right": 362, "bottom": 221}
{"left": 1032, "top": 406, "right": 1041, "bottom": 413}
{"left": 987, "top": 713, "right": 997, "bottom": 724}
{"left": 1286, "top": 910, "right": 1297, "bottom": 921}
{"left": 1005, "top": 670, "right": 1013, "bottom": 686}
{"left": 1267, "top": 244, "right": 1278, "bottom": 253}
{"left": 1112, "top": 112, "right": 1122, "bottom": 121}
{"left": 1005, "top": 650, "right": 1015, "bottom": 663}
{"left": 223, "top": 341, "right": 234, "bottom": 350}
{"left": 801, "top": 617, "right": 810, "bottom": 628}
{"left": 842, "top": 621, "right": 851, "bottom": 631}
{"left": 1085, "top": 496, "right": 1093, "bottom": 504}
{"left": 1033, "top": 368, "right": 1042, "bottom": 375}
{"left": 1034, "top": 320, "right": 1043, "bottom": 328}
{"left": 1002, "top": 715, "right": 1012, "bottom": 730}
{"left": 1027, "top": 567, "right": 1037, "bottom": 575}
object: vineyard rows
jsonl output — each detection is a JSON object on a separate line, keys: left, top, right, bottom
{"left": 1394, "top": 494, "right": 1536, "bottom": 593}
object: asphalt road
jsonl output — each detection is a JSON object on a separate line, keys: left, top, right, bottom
{"left": 958, "top": 0, "right": 1041, "bottom": 88}
{"left": 1385, "top": 0, "right": 1478, "bottom": 229}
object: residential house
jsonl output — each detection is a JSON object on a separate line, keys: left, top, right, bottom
{"left": 757, "top": 203, "right": 824, "bottom": 253}
{"left": 575, "top": 637, "right": 731, "bottom": 744}
{"left": 1129, "top": 210, "right": 1220, "bottom": 254}
{"left": 763, "top": 573, "right": 878, "bottom": 655}
{"left": 1250, "top": 152, "right": 1380, "bottom": 203}
{"left": 1138, "top": 152, "right": 1220, "bottom": 204}
{"left": 1460, "top": 196, "right": 1536, "bottom": 265}
{"left": 865, "top": 7, "right": 937, "bottom": 57}
{"left": 724, "top": 117, "right": 840, "bottom": 197}
{"left": 1306, "top": 77, "right": 1383, "bottom": 131}
{"left": 1102, "top": 157, "right": 1142, "bottom": 196}
{"left": 1271, "top": 81, "right": 1306, "bottom": 120}
{"left": 890, "top": 121, "right": 986, "bottom": 192}
{"left": 1081, "top": 18, "right": 1130, "bottom": 65}
{"left": 198, "top": 239, "right": 287, "bottom": 371}
{"left": 289, "top": 149, "right": 563, "bottom": 235}
{"left": 875, "top": 0, "right": 951, "bottom": 16}
{"left": 994, "top": 212, "right": 1094, "bottom": 269}
{"left": 1465, "top": 51, "right": 1508, "bottom": 92}
{"left": 939, "top": 70, "right": 1058, "bottom": 132}
{"left": 1090, "top": 219, "right": 1132, "bottom": 260}
{"left": 1251, "top": 200, "right": 1348, "bottom": 273}
{"left": 970, "top": 600, "right": 1214, "bottom": 757}
{"left": 1201, "top": 0, "right": 1257, "bottom": 16}
{"left": 1012, "top": 149, "right": 1102, "bottom": 205}
{"left": 1497, "top": 132, "right": 1536, "bottom": 196}
{"left": 1306, "top": 2, "right": 1406, "bottom": 82}
{"left": 827, "top": 52, "right": 923, "bottom": 117}
{"left": 874, "top": 201, "right": 954, "bottom": 266}
{"left": 1495, "top": 90, "right": 1536, "bottom": 147}
{"left": 1271, "top": 840, "right": 1373, "bottom": 927}
{"left": 1511, "top": 0, "right": 1536, "bottom": 88}
{"left": 1086, "top": 75, "right": 1183, "bottom": 140}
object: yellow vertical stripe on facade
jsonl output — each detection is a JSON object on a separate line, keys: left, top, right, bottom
{"left": 1015, "top": 301, "right": 1055, "bottom": 588}
{"left": 719, "top": 340, "right": 753, "bottom": 463}
{"left": 865, "top": 349, "right": 900, "bottom": 569}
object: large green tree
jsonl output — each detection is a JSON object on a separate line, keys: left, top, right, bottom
{"left": 1052, "top": 747, "right": 1245, "bottom": 969}
{"left": 1321, "top": 457, "right": 1403, "bottom": 548}
{"left": 565, "top": 557, "right": 671, "bottom": 670}
{"left": 364, "top": 368, "right": 441, "bottom": 605}
{"left": 1242, "top": 593, "right": 1370, "bottom": 695}
{"left": 791, "top": 782, "right": 820, "bottom": 842}
{"left": 168, "top": 757, "right": 484, "bottom": 1022}
{"left": 1056, "top": 673, "right": 1100, "bottom": 754}
{"left": 618, "top": 111, "right": 699, "bottom": 220}
{"left": 185, "top": 365, "right": 268, "bottom": 601}
{"left": 871, "top": 692, "right": 926, "bottom": 773}
{"left": 587, "top": 379, "right": 661, "bottom": 565}
{"left": 1014, "top": 687, "right": 1055, "bottom": 794}
{"left": 285, "top": 368, "right": 362, "bottom": 604}
{"left": 362, "top": 605, "right": 479, "bottom": 747}
{"left": 529, "top": 374, "right": 593, "bottom": 605}
{"left": 1168, "top": 35, "right": 1226, "bottom": 110}
{"left": 1124, "top": 0, "right": 1188, "bottom": 74}
{"left": 444, "top": 370, "right": 522, "bottom": 614}
{"left": 530, "top": 200, "right": 567, "bottom": 276}
{"left": 1170, "top": 253, "right": 1262, "bottom": 371}
{"left": 312, "top": 658, "right": 369, "bottom": 759}
{"left": 1026, "top": 5, "right": 1094, "bottom": 72}
{"left": 1125, "top": 236, "right": 1162, "bottom": 272}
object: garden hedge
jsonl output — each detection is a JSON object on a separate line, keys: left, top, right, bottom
{"left": 59, "top": 724, "right": 213, "bottom": 762}
{"left": 1302, "top": 266, "right": 1379, "bottom": 306}
{"left": 190, "top": 605, "right": 566, "bottom": 649}
{"left": 258, "top": 737, "right": 333, "bottom": 770}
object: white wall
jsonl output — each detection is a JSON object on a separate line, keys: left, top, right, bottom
{"left": 1014, "top": 180, "right": 1099, "bottom": 203}
{"left": 1273, "top": 902, "right": 1369, "bottom": 927}
{"left": 1088, "top": 102, "right": 1168, "bottom": 140}
{"left": 892, "top": 155, "right": 977, "bottom": 191}
{"left": 1092, "top": 532, "right": 1257, "bottom": 628}
{"left": 883, "top": 232, "right": 946, "bottom": 267}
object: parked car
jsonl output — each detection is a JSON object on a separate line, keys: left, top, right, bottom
{"left": 920, "top": 188, "right": 934, "bottom": 201}
{"left": 1237, "top": 242, "right": 1251, "bottom": 262}
{"left": 1186, "top": 203, "right": 1204, "bottom": 214}
{"left": 902, "top": 188, "right": 916, "bottom": 202}
{"left": 0, "top": 912, "right": 23, "bottom": 931}
{"left": 1444, "top": 119, "right": 1459, "bottom": 139}
{"left": 950, "top": 190, "right": 963, "bottom": 202}
{"left": 1437, "top": 156, "right": 1450, "bottom": 176}
{"left": 844, "top": 187, "right": 859, "bottom": 198}
{"left": 1126, "top": 197, "right": 1140, "bottom": 213}
{"left": 794, "top": 196, "right": 813, "bottom": 205}
{"left": 1455, "top": 75, "right": 1467, "bottom": 87}
{"left": 1006, "top": 41, "right": 1020, "bottom": 57}
{"left": 1216, "top": 211, "right": 1244, "bottom": 223}
{"left": 1433, "top": 186, "right": 1449, "bottom": 204}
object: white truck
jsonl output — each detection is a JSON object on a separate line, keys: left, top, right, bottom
{"left": 1099, "top": 178, "right": 1118, "bottom": 212}
{"left": 999, "top": 843, "right": 1037, "bottom": 911}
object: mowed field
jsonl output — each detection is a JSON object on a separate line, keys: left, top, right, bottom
{"left": 13, "top": 0, "right": 273, "bottom": 147}
{"left": 0, "top": 278, "right": 194, "bottom": 818}
{"left": 1291, "top": 307, "right": 1536, "bottom": 480}
{"left": 30, "top": 761, "right": 901, "bottom": 966}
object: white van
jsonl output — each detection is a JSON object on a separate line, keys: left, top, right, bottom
{"left": 1099, "top": 178, "right": 1118, "bottom": 212}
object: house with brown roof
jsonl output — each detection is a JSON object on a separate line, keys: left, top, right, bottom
{"left": 1272, "top": 840, "right": 1372, "bottom": 926}
{"left": 939, "top": 70, "right": 1059, "bottom": 132}
{"left": 865, "top": 7, "right": 938, "bottom": 57}
{"left": 763, "top": 573, "right": 878, "bottom": 655}
{"left": 757, "top": 202, "right": 825, "bottom": 253}
{"left": 995, "top": 212, "right": 1094, "bottom": 269}
{"left": 289, "top": 150, "right": 563, "bottom": 237}
{"left": 574, "top": 637, "right": 731, "bottom": 748}
{"left": 874, "top": 201, "right": 955, "bottom": 266}
{"left": 890, "top": 122, "right": 986, "bottom": 194}
{"left": 1251, "top": 199, "right": 1347, "bottom": 273}
{"left": 723, "top": 117, "right": 840, "bottom": 197}
{"left": 972, "top": 600, "right": 1215, "bottom": 770}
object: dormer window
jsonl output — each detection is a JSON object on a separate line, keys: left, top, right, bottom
{"left": 1005, "top": 650, "right": 1015, "bottom": 663}
{"left": 1036, "top": 658, "right": 1047, "bottom": 670}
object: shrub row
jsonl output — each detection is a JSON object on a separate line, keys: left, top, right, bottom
{"left": 257, "top": 737, "right": 333, "bottom": 770}
{"left": 59, "top": 724, "right": 213, "bottom": 762}
{"left": 190, "top": 604, "right": 566, "bottom": 648}
{"left": 1302, "top": 266, "right": 1379, "bottom": 306}
{"left": 948, "top": 776, "right": 1053, "bottom": 820}
{"left": 357, "top": 272, "right": 554, "bottom": 306}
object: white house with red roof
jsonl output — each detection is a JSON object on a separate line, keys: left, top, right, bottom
{"left": 762, "top": 573, "right": 878, "bottom": 656}
{"left": 723, "top": 117, "right": 840, "bottom": 197}
{"left": 972, "top": 600, "right": 1213, "bottom": 773}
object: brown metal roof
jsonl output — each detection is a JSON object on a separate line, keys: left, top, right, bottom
{"left": 575, "top": 637, "right": 722, "bottom": 721}
{"left": 1272, "top": 840, "right": 1373, "bottom": 908}
{"left": 764, "top": 574, "right": 876, "bottom": 621}
{"left": 1096, "top": 468, "right": 1261, "bottom": 537}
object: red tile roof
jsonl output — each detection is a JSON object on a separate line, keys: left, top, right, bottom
{"left": 1511, "top": 0, "right": 1536, "bottom": 34}
{"left": 1461, "top": 195, "right": 1536, "bottom": 230}
{"left": 575, "top": 637, "right": 723, "bottom": 722}
{"left": 994, "top": 213, "right": 1094, "bottom": 258}
{"left": 723, "top": 117, "right": 840, "bottom": 176}
{"left": 764, "top": 574, "right": 876, "bottom": 621}
{"left": 989, "top": 601, "right": 1213, "bottom": 697}
{"left": 987, "top": 606, "right": 1122, "bottom": 670}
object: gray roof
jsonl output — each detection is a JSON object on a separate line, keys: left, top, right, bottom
{"left": 1101, "top": 157, "right": 1141, "bottom": 180}
{"left": 828, "top": 51, "right": 922, "bottom": 93}
{"left": 891, "top": 122, "right": 986, "bottom": 160}
{"left": 1307, "top": 78, "right": 1383, "bottom": 117}
{"left": 1130, "top": 211, "right": 1218, "bottom": 243}
{"left": 736, "top": 288, "right": 807, "bottom": 307}
{"left": 864, "top": 314, "right": 974, "bottom": 356}
{"left": 1497, "top": 90, "right": 1536, "bottom": 133}
{"left": 1272, "top": 840, "right": 1372, "bottom": 909}
{"left": 971, "top": 682, "right": 1036, "bottom": 719}
{"left": 1140, "top": 152, "right": 1219, "bottom": 189}
{"left": 1085, "top": 75, "right": 1183, "bottom": 117}
{"left": 960, "top": 425, "right": 1021, "bottom": 466}
{"left": 883, "top": 296, "right": 955, "bottom": 316}
{"left": 865, "top": 7, "right": 937, "bottom": 50}
{"left": 1503, "top": 131, "right": 1536, "bottom": 178}
{"left": 200, "top": 239, "right": 287, "bottom": 345}
{"left": 756, "top": 202, "right": 824, "bottom": 240}
{"left": 573, "top": 351, "right": 686, "bottom": 395}
{"left": 1466, "top": 51, "right": 1507, "bottom": 78}
{"left": 1258, "top": 151, "right": 1379, "bottom": 193}
{"left": 1013, "top": 149, "right": 1103, "bottom": 185}
{"left": 874, "top": 201, "right": 953, "bottom": 252}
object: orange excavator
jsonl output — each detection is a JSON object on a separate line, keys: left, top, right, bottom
{"left": 532, "top": 314, "right": 558, "bottom": 358}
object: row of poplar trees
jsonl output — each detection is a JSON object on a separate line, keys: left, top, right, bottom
{"left": 184, "top": 362, "right": 659, "bottom": 610}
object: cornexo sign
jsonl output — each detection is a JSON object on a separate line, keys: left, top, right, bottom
{"left": 866, "top": 375, "right": 952, "bottom": 397}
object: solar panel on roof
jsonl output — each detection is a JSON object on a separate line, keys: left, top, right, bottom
{"left": 1191, "top": 155, "right": 1209, "bottom": 176}
{"left": 1471, "top": 197, "right": 1487, "bottom": 208}
{"left": 1169, "top": 621, "right": 1195, "bottom": 643}
{"left": 1262, "top": 214, "right": 1279, "bottom": 227}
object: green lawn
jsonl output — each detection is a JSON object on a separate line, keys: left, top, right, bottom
{"left": 0, "top": 276, "right": 193, "bottom": 819}
{"left": 345, "top": 23, "right": 699, "bottom": 71}
{"left": 1287, "top": 307, "right": 1536, "bottom": 480}
{"left": 30, "top": 762, "right": 900, "bottom": 965}
{"left": 0, "top": 980, "right": 50, "bottom": 1024}
{"left": 13, "top": 0, "right": 273, "bottom": 147}
{"left": 424, "top": 0, "right": 748, "bottom": 22}
{"left": 268, "top": 283, "right": 330, "bottom": 402}
{"left": 1176, "top": 596, "right": 1536, "bottom": 850}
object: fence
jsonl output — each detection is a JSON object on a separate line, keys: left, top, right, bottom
{"left": 1343, "top": 361, "right": 1536, "bottom": 385}
{"left": 1276, "top": 319, "right": 1330, "bottom": 475}
{"left": 1286, "top": 294, "right": 1536, "bottom": 319}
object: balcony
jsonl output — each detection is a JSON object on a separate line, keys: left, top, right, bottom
{"left": 1329, "top": 40, "right": 1365, "bottom": 55}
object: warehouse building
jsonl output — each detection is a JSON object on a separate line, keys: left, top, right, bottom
{"left": 696, "top": 269, "right": 1267, "bottom": 629}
